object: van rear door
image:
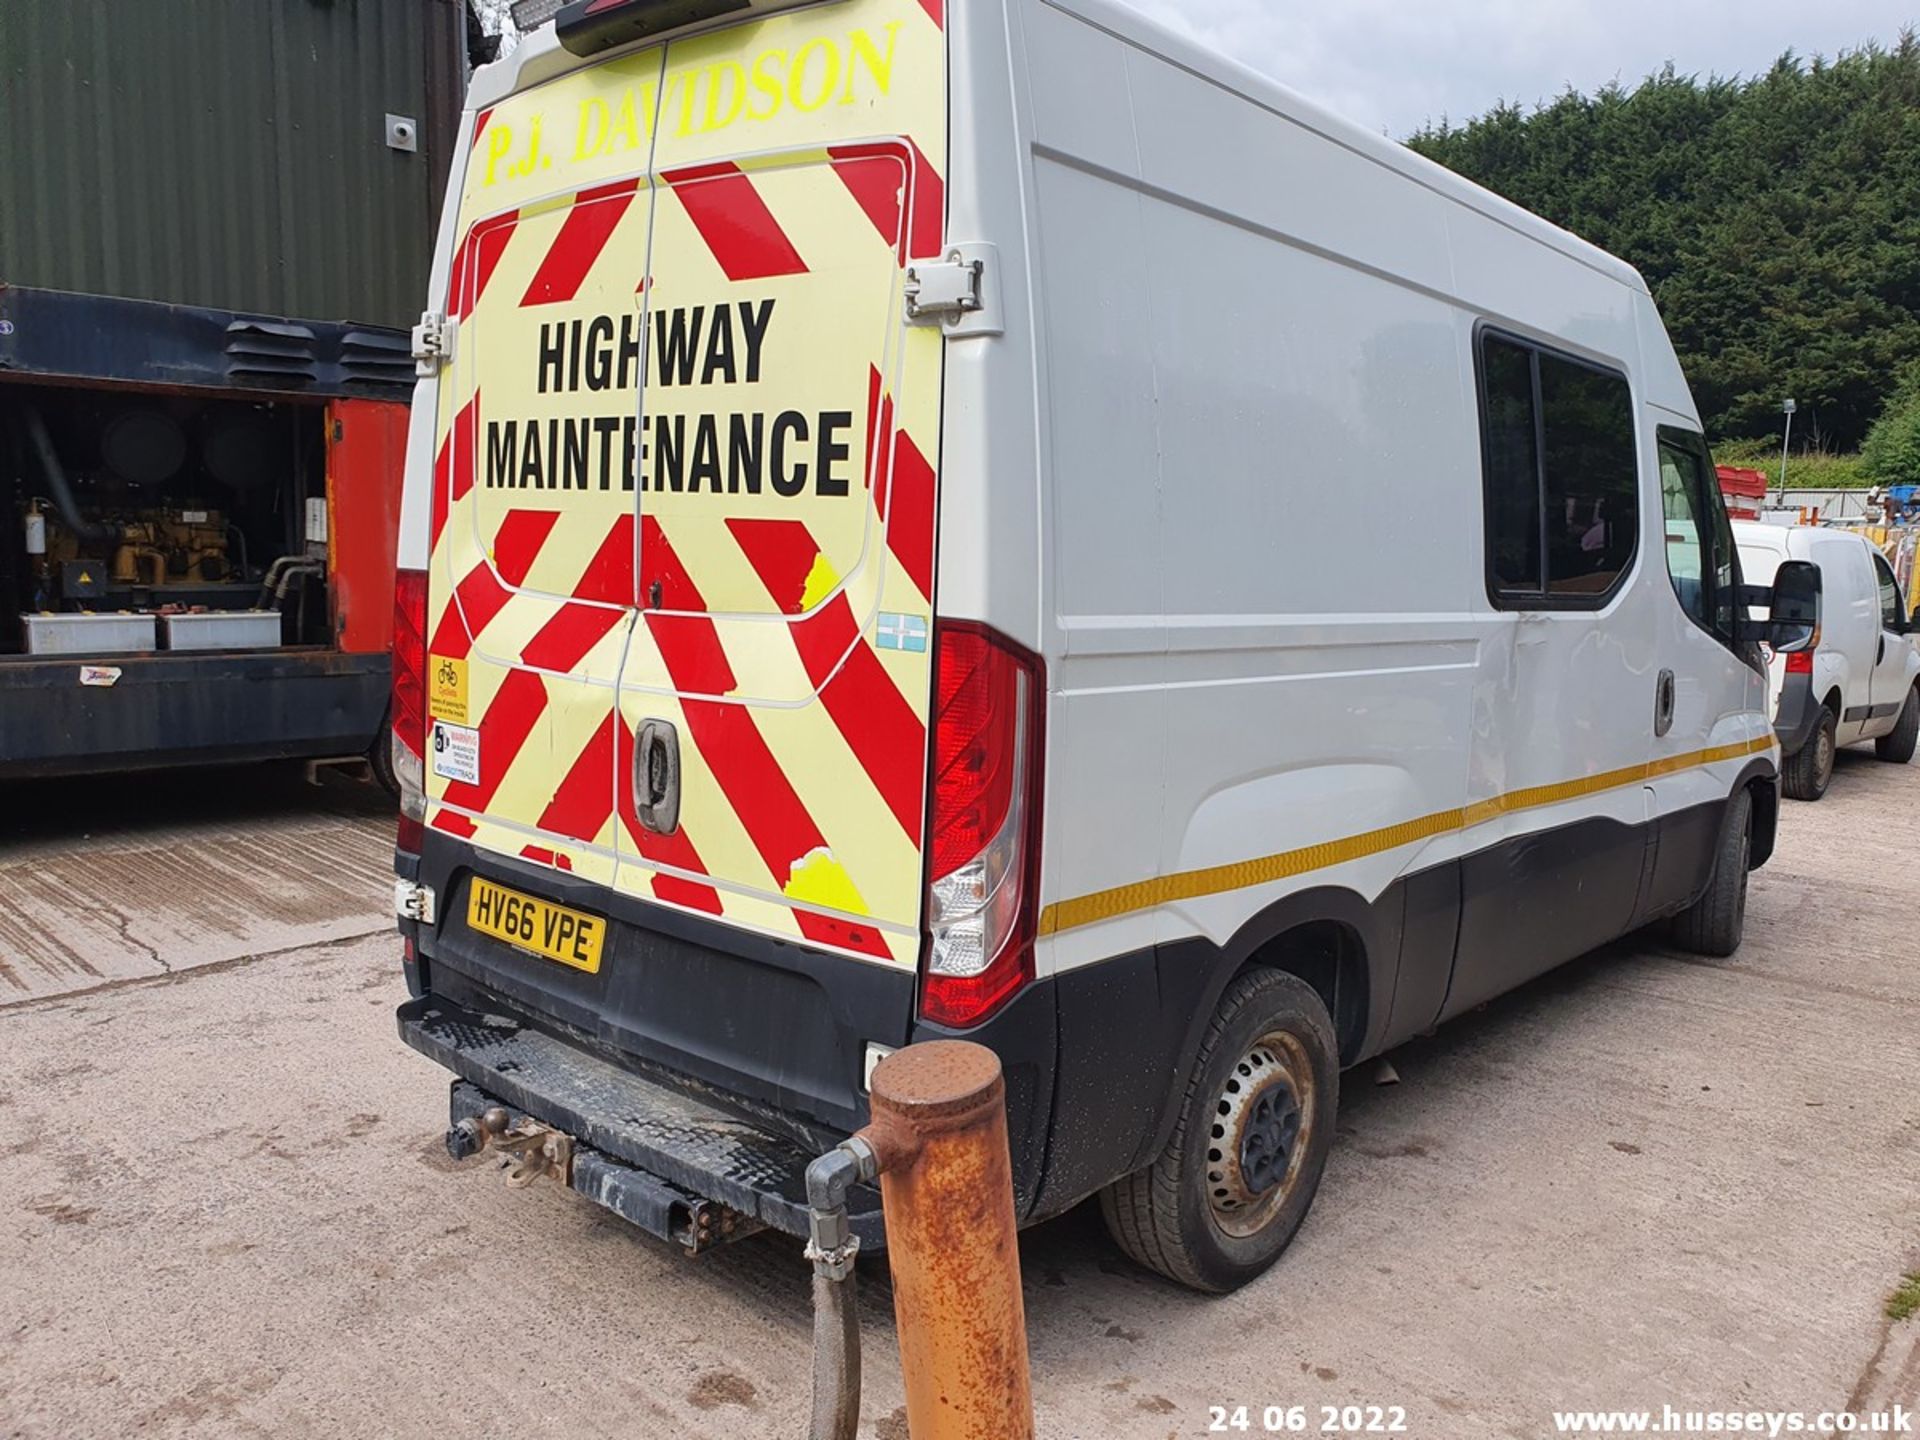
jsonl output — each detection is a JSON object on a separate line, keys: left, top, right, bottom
{"left": 607, "top": 8, "right": 945, "bottom": 970}
{"left": 420, "top": 0, "right": 948, "bottom": 1109}
{"left": 424, "top": 114, "right": 655, "bottom": 889}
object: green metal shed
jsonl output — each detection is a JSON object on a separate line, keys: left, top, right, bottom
{"left": 0, "top": 0, "right": 468, "bottom": 330}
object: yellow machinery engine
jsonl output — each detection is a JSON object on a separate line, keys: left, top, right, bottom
{"left": 111, "top": 510, "right": 233, "bottom": 586}
{"left": 39, "top": 506, "right": 233, "bottom": 590}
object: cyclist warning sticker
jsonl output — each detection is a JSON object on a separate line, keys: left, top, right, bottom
{"left": 429, "top": 654, "right": 469, "bottom": 725}
{"left": 431, "top": 721, "right": 480, "bottom": 785}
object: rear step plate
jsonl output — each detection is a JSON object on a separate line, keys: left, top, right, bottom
{"left": 397, "top": 995, "right": 885, "bottom": 1247}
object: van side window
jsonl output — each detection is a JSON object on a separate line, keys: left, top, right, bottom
{"left": 1655, "top": 426, "right": 1739, "bottom": 643}
{"left": 1478, "top": 333, "right": 1639, "bottom": 607}
{"left": 1658, "top": 443, "right": 1708, "bottom": 622}
{"left": 1482, "top": 340, "right": 1541, "bottom": 595}
{"left": 1651, "top": 422, "right": 1728, "bottom": 637}
{"left": 1873, "top": 553, "right": 1903, "bottom": 631}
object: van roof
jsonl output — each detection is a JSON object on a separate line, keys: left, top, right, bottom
{"left": 1732, "top": 520, "right": 1879, "bottom": 558}
{"left": 1730, "top": 520, "right": 1792, "bottom": 549}
{"left": 1060, "top": 0, "right": 1648, "bottom": 292}
{"left": 478, "top": 0, "right": 1650, "bottom": 296}
{"left": 1064, "top": 0, "right": 1650, "bottom": 293}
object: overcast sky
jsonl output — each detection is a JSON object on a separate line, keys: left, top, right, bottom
{"left": 1119, "top": 0, "right": 1916, "bottom": 139}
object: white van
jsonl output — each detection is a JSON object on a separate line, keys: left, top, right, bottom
{"left": 1732, "top": 521, "right": 1920, "bottom": 799}
{"left": 389, "top": 0, "right": 1819, "bottom": 1293}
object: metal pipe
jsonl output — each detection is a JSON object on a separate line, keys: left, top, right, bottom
{"left": 1777, "top": 398, "right": 1797, "bottom": 508}
{"left": 256, "top": 555, "right": 295, "bottom": 607}
{"left": 16, "top": 400, "right": 116, "bottom": 543}
{"left": 258, "top": 554, "right": 322, "bottom": 606}
{"left": 268, "top": 558, "right": 324, "bottom": 608}
{"left": 868, "top": 1042, "right": 1035, "bottom": 1440}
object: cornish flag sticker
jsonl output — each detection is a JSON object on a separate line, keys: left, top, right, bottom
{"left": 875, "top": 612, "right": 930, "bottom": 654}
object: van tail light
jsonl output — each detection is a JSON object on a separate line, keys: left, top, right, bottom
{"left": 1785, "top": 648, "right": 1814, "bottom": 675}
{"left": 392, "top": 568, "right": 429, "bottom": 854}
{"left": 921, "top": 621, "right": 1045, "bottom": 1029}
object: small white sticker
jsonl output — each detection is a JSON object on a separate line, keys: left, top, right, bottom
{"left": 79, "top": 665, "right": 122, "bottom": 688}
{"left": 179, "top": 509, "right": 209, "bottom": 524}
{"left": 431, "top": 721, "right": 480, "bottom": 785}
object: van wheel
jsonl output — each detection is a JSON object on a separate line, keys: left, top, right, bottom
{"left": 369, "top": 708, "right": 400, "bottom": 799}
{"left": 1875, "top": 687, "right": 1919, "bottom": 765}
{"left": 1669, "top": 785, "right": 1751, "bottom": 958}
{"left": 1782, "top": 709, "right": 1836, "bottom": 801}
{"left": 1099, "top": 969, "right": 1337, "bottom": 1293}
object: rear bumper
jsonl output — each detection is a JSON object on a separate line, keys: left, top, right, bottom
{"left": 413, "top": 838, "right": 915, "bottom": 1142}
{"left": 407, "top": 835, "right": 1062, "bottom": 1228}
{"left": 1774, "top": 671, "right": 1822, "bottom": 756}
{"left": 397, "top": 991, "right": 887, "bottom": 1248}
{"left": 0, "top": 648, "right": 388, "bottom": 778}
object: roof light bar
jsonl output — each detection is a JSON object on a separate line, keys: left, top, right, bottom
{"left": 554, "top": 0, "right": 751, "bottom": 56}
{"left": 508, "top": 0, "right": 565, "bottom": 32}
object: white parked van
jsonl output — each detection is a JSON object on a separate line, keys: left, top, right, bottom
{"left": 389, "top": 0, "right": 1820, "bottom": 1293}
{"left": 1732, "top": 521, "right": 1920, "bottom": 799}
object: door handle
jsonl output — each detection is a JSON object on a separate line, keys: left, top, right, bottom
{"left": 635, "top": 719, "right": 681, "bottom": 836}
{"left": 1879, "top": 636, "right": 1887, "bottom": 664}
{"left": 1654, "top": 669, "right": 1676, "bottom": 738}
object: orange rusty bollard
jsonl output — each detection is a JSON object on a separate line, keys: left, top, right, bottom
{"left": 865, "top": 1040, "right": 1036, "bottom": 1440}
{"left": 802, "top": 1040, "right": 1036, "bottom": 1440}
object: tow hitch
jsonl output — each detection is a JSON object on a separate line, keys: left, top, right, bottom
{"left": 438, "top": 1080, "right": 758, "bottom": 1255}
{"left": 448, "top": 1106, "right": 574, "bottom": 1188}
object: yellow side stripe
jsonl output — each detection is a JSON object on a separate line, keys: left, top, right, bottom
{"left": 1036, "top": 736, "right": 1776, "bottom": 938}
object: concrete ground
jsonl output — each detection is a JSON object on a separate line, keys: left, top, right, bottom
{"left": 0, "top": 766, "right": 394, "bottom": 1003}
{"left": 1, "top": 756, "right": 1916, "bottom": 1439}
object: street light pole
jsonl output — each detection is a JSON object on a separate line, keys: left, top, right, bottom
{"left": 1777, "top": 398, "right": 1797, "bottom": 509}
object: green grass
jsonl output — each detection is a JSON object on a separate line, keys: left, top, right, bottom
{"left": 1886, "top": 1272, "right": 1920, "bottom": 1322}
{"left": 1711, "top": 437, "right": 1869, "bottom": 491}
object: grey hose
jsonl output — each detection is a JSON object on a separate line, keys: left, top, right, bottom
{"left": 18, "top": 400, "right": 116, "bottom": 543}
{"left": 256, "top": 556, "right": 294, "bottom": 607}
{"left": 272, "top": 560, "right": 323, "bottom": 605}
{"left": 810, "top": 1268, "right": 861, "bottom": 1440}
{"left": 261, "top": 557, "right": 323, "bottom": 609}
{"left": 805, "top": 1137, "right": 881, "bottom": 1440}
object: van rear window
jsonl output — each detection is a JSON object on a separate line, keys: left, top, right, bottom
{"left": 1478, "top": 333, "right": 1639, "bottom": 608}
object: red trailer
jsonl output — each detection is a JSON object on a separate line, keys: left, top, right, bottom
{"left": 1717, "top": 465, "right": 1769, "bottom": 521}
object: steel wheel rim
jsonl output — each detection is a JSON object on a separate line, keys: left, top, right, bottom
{"left": 1204, "top": 1029, "right": 1315, "bottom": 1239}
{"left": 1815, "top": 723, "right": 1836, "bottom": 787}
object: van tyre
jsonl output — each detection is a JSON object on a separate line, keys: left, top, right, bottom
{"left": 1875, "top": 687, "right": 1919, "bottom": 765}
{"left": 1099, "top": 969, "right": 1337, "bottom": 1293}
{"left": 1782, "top": 708, "right": 1836, "bottom": 801}
{"left": 369, "top": 707, "right": 400, "bottom": 799}
{"left": 1669, "top": 785, "right": 1752, "bottom": 959}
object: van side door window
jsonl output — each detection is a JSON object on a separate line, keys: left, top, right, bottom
{"left": 1873, "top": 552, "right": 1902, "bottom": 632}
{"left": 1866, "top": 548, "right": 1913, "bottom": 717}
{"left": 1655, "top": 427, "right": 1738, "bottom": 645}
{"left": 1478, "top": 333, "right": 1638, "bottom": 607}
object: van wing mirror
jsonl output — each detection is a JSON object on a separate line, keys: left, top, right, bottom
{"left": 1737, "top": 559, "right": 1822, "bottom": 653}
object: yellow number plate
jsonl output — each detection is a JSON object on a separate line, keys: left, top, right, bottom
{"left": 467, "top": 878, "right": 605, "bottom": 975}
